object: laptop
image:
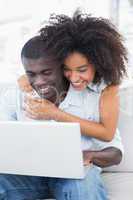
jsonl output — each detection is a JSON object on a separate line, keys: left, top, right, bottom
{"left": 0, "top": 121, "right": 84, "bottom": 179}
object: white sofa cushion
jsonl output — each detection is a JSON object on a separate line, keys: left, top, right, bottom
{"left": 102, "top": 172, "right": 133, "bottom": 200}
{"left": 104, "top": 83, "right": 133, "bottom": 172}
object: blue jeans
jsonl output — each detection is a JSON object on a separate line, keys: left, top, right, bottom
{"left": 0, "top": 166, "right": 108, "bottom": 200}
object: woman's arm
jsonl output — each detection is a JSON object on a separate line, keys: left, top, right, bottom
{"left": 49, "top": 85, "right": 120, "bottom": 141}
{"left": 24, "top": 83, "right": 119, "bottom": 141}
{"left": 18, "top": 74, "right": 33, "bottom": 92}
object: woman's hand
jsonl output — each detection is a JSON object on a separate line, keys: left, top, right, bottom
{"left": 24, "top": 97, "right": 59, "bottom": 120}
{"left": 18, "top": 74, "right": 33, "bottom": 93}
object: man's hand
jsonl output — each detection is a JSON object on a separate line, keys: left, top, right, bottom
{"left": 83, "top": 147, "right": 122, "bottom": 168}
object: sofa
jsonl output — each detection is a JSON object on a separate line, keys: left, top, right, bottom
{"left": 0, "top": 79, "right": 133, "bottom": 200}
{"left": 102, "top": 109, "right": 133, "bottom": 200}
{"left": 101, "top": 80, "right": 133, "bottom": 200}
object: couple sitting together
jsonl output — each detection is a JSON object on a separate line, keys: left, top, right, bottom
{"left": 0, "top": 10, "right": 127, "bottom": 200}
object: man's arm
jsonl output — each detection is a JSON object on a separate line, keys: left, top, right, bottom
{"left": 83, "top": 147, "right": 122, "bottom": 168}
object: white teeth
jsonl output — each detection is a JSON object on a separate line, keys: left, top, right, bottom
{"left": 39, "top": 88, "right": 49, "bottom": 93}
{"left": 73, "top": 84, "right": 80, "bottom": 86}
{"left": 72, "top": 82, "right": 82, "bottom": 86}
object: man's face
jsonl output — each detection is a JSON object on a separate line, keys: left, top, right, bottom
{"left": 22, "top": 57, "right": 63, "bottom": 103}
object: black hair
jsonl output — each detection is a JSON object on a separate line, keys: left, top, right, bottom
{"left": 21, "top": 35, "right": 49, "bottom": 59}
{"left": 39, "top": 10, "right": 128, "bottom": 85}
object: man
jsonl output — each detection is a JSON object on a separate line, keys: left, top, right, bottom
{"left": 0, "top": 35, "right": 122, "bottom": 200}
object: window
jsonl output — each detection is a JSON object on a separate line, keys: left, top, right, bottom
{"left": 110, "top": 0, "right": 133, "bottom": 77}
{"left": 119, "top": 0, "right": 133, "bottom": 75}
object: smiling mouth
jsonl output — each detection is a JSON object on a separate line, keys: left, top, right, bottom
{"left": 38, "top": 88, "right": 49, "bottom": 95}
{"left": 71, "top": 81, "right": 84, "bottom": 87}
{"left": 38, "top": 88, "right": 52, "bottom": 99}
{"left": 37, "top": 86, "right": 59, "bottom": 100}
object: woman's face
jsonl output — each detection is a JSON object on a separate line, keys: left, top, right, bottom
{"left": 63, "top": 52, "right": 95, "bottom": 91}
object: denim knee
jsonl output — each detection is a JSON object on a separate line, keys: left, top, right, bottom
{"left": 49, "top": 166, "right": 108, "bottom": 200}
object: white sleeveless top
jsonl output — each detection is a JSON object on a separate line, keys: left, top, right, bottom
{"left": 59, "top": 81, "right": 124, "bottom": 153}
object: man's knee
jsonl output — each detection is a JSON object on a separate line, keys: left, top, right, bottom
{"left": 54, "top": 178, "right": 90, "bottom": 200}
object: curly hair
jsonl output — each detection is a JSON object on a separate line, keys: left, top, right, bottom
{"left": 39, "top": 10, "right": 128, "bottom": 85}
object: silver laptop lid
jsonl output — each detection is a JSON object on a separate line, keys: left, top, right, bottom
{"left": 0, "top": 121, "right": 84, "bottom": 179}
